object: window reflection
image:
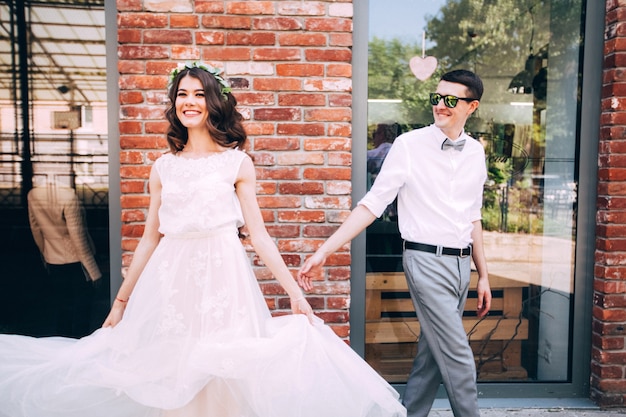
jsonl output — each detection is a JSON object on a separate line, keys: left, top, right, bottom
{"left": 0, "top": 1, "right": 109, "bottom": 338}
{"left": 365, "top": 0, "right": 582, "bottom": 383}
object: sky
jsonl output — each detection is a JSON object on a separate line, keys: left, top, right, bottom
{"left": 368, "top": 0, "right": 445, "bottom": 45}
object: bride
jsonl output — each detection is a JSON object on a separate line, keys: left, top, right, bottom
{"left": 0, "top": 61, "right": 406, "bottom": 417}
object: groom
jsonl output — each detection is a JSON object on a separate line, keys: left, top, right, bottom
{"left": 298, "top": 69, "right": 491, "bottom": 417}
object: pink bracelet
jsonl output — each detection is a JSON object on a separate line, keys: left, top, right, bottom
{"left": 115, "top": 297, "right": 128, "bottom": 303}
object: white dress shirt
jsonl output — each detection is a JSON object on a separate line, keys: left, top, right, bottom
{"left": 358, "top": 124, "right": 487, "bottom": 248}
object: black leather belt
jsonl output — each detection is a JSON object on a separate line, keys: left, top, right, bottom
{"left": 403, "top": 241, "right": 472, "bottom": 257}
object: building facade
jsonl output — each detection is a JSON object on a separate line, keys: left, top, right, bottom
{"left": 0, "top": 0, "right": 622, "bottom": 409}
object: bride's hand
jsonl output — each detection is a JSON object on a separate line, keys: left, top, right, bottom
{"left": 102, "top": 302, "right": 126, "bottom": 328}
{"left": 290, "top": 295, "right": 315, "bottom": 324}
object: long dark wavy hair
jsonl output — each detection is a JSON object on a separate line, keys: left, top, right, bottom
{"left": 165, "top": 67, "right": 247, "bottom": 153}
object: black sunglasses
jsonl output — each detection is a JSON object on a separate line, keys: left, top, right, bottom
{"left": 429, "top": 93, "right": 478, "bottom": 108}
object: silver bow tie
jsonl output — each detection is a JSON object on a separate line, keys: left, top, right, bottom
{"left": 441, "top": 138, "right": 466, "bottom": 151}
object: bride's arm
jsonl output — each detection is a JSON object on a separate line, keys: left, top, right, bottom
{"left": 103, "top": 167, "right": 163, "bottom": 328}
{"left": 235, "top": 156, "right": 314, "bottom": 322}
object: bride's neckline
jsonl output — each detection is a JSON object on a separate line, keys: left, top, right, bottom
{"left": 175, "top": 149, "right": 230, "bottom": 160}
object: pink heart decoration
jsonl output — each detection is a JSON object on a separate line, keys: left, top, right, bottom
{"left": 409, "top": 56, "right": 438, "bottom": 81}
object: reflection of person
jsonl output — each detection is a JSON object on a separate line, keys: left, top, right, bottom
{"left": 299, "top": 69, "right": 491, "bottom": 417}
{"left": 367, "top": 122, "right": 398, "bottom": 180}
{"left": 367, "top": 122, "right": 399, "bottom": 219}
{"left": 27, "top": 184, "right": 101, "bottom": 338}
{"left": 0, "top": 61, "right": 406, "bottom": 417}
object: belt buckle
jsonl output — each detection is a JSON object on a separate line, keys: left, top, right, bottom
{"left": 459, "top": 246, "right": 471, "bottom": 258}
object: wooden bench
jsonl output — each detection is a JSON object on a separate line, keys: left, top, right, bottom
{"left": 365, "top": 272, "right": 529, "bottom": 382}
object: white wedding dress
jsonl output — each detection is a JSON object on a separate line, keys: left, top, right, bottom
{"left": 0, "top": 149, "right": 406, "bottom": 417}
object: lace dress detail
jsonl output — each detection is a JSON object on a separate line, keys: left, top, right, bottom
{"left": 0, "top": 149, "right": 406, "bottom": 417}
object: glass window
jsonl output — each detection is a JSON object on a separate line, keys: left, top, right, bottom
{"left": 365, "top": 0, "right": 583, "bottom": 383}
{"left": 0, "top": 1, "right": 109, "bottom": 338}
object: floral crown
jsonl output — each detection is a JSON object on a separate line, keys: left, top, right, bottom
{"left": 169, "top": 61, "right": 232, "bottom": 101}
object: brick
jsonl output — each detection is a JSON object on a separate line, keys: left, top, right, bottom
{"left": 330, "top": 33, "right": 352, "bottom": 47}
{"left": 304, "top": 108, "right": 351, "bottom": 122}
{"left": 255, "top": 167, "right": 300, "bottom": 180}
{"left": 145, "top": 121, "right": 169, "bottom": 134}
{"left": 254, "top": 108, "right": 301, "bottom": 121}
{"left": 119, "top": 120, "right": 143, "bottom": 134}
{"left": 226, "top": 1, "right": 275, "bottom": 15}
{"left": 278, "top": 93, "right": 326, "bottom": 106}
{"left": 144, "top": 0, "right": 192, "bottom": 12}
{"left": 256, "top": 181, "right": 277, "bottom": 195}
{"left": 143, "top": 29, "right": 192, "bottom": 44}
{"left": 277, "top": 123, "right": 325, "bottom": 136}
{"left": 276, "top": 63, "right": 324, "bottom": 77}
{"left": 226, "top": 32, "right": 275, "bottom": 46}
{"left": 118, "top": 45, "right": 170, "bottom": 60}
{"left": 117, "top": 0, "right": 142, "bottom": 12}
{"left": 304, "top": 78, "right": 352, "bottom": 92}
{"left": 195, "top": 31, "right": 225, "bottom": 45}
{"left": 278, "top": 33, "right": 327, "bottom": 46}
{"left": 120, "top": 134, "right": 166, "bottom": 149}
{"left": 120, "top": 151, "right": 144, "bottom": 164}
{"left": 326, "top": 180, "right": 352, "bottom": 195}
{"left": 121, "top": 224, "right": 144, "bottom": 238}
{"left": 201, "top": 15, "right": 252, "bottom": 29}
{"left": 305, "top": 17, "right": 352, "bottom": 32}
{"left": 171, "top": 45, "right": 201, "bottom": 60}
{"left": 120, "top": 195, "right": 150, "bottom": 209}
{"left": 277, "top": 2, "right": 325, "bottom": 16}
{"left": 593, "top": 305, "right": 626, "bottom": 321}
{"left": 242, "top": 122, "right": 275, "bottom": 135}
{"left": 277, "top": 152, "right": 324, "bottom": 165}
{"left": 118, "top": 60, "right": 145, "bottom": 74}
{"left": 170, "top": 14, "right": 198, "bottom": 28}
{"left": 257, "top": 196, "right": 301, "bottom": 208}
{"left": 328, "top": 123, "right": 352, "bottom": 137}
{"left": 593, "top": 334, "right": 626, "bottom": 350}
{"left": 250, "top": 152, "right": 276, "bottom": 166}
{"left": 305, "top": 196, "right": 351, "bottom": 209}
{"left": 120, "top": 179, "right": 146, "bottom": 193}
{"left": 303, "top": 225, "right": 339, "bottom": 237}
{"left": 591, "top": 362, "right": 625, "bottom": 379}
{"left": 327, "top": 63, "right": 352, "bottom": 77}
{"left": 121, "top": 209, "right": 145, "bottom": 222}
{"left": 254, "top": 137, "right": 300, "bottom": 151}
{"left": 119, "top": 91, "right": 144, "bottom": 105}
{"left": 328, "top": 152, "right": 351, "bottom": 166}
{"left": 194, "top": 1, "right": 224, "bottom": 13}
{"left": 253, "top": 48, "right": 301, "bottom": 61}
{"left": 118, "top": 13, "right": 168, "bottom": 28}
{"left": 279, "top": 182, "right": 324, "bottom": 195}
{"left": 265, "top": 225, "right": 300, "bottom": 238}
{"left": 303, "top": 138, "right": 351, "bottom": 151}
{"left": 329, "top": 3, "right": 353, "bottom": 18}
{"left": 120, "top": 75, "right": 166, "bottom": 90}
{"left": 254, "top": 78, "right": 302, "bottom": 91}
{"left": 278, "top": 210, "right": 325, "bottom": 223}
{"left": 120, "top": 106, "right": 168, "bottom": 121}
{"left": 120, "top": 165, "right": 151, "bottom": 179}
{"left": 253, "top": 17, "right": 302, "bottom": 31}
{"left": 201, "top": 46, "right": 251, "bottom": 60}
{"left": 118, "top": 29, "right": 141, "bottom": 43}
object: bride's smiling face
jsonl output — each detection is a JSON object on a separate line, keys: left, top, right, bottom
{"left": 175, "top": 75, "right": 208, "bottom": 130}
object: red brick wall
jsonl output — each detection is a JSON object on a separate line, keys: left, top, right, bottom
{"left": 116, "top": 0, "right": 354, "bottom": 337}
{"left": 593, "top": 0, "right": 626, "bottom": 407}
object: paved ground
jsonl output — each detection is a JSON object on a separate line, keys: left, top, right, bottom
{"left": 428, "top": 407, "right": 626, "bottom": 416}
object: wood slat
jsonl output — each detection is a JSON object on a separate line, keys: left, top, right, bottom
{"left": 365, "top": 317, "right": 529, "bottom": 344}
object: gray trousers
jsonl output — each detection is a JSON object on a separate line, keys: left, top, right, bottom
{"left": 401, "top": 248, "right": 479, "bottom": 417}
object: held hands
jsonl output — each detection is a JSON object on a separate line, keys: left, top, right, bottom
{"left": 297, "top": 251, "right": 326, "bottom": 292}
